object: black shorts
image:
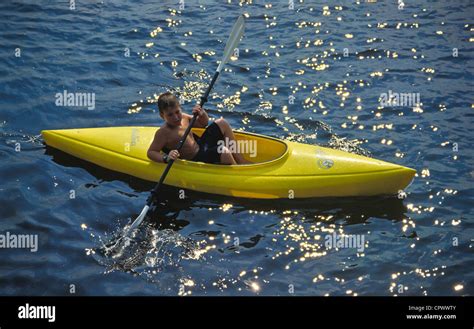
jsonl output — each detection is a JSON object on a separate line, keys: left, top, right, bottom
{"left": 192, "top": 122, "right": 224, "bottom": 164}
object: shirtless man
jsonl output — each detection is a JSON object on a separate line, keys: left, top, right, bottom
{"left": 147, "top": 92, "right": 248, "bottom": 165}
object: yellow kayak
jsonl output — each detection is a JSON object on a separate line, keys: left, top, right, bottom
{"left": 41, "top": 126, "right": 416, "bottom": 199}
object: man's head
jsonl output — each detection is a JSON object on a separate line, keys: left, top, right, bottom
{"left": 158, "top": 92, "right": 182, "bottom": 127}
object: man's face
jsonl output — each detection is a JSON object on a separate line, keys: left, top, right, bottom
{"left": 161, "top": 106, "right": 182, "bottom": 127}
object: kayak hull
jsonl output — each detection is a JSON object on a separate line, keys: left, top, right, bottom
{"left": 42, "top": 126, "right": 416, "bottom": 199}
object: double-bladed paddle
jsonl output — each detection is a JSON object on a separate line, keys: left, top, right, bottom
{"left": 120, "top": 15, "right": 245, "bottom": 241}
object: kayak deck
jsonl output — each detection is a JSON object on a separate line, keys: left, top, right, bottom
{"left": 42, "top": 126, "right": 416, "bottom": 199}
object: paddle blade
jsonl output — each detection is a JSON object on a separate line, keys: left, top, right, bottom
{"left": 217, "top": 15, "right": 245, "bottom": 72}
{"left": 129, "top": 205, "right": 150, "bottom": 231}
{"left": 103, "top": 205, "right": 150, "bottom": 250}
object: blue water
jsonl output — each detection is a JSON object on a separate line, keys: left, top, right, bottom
{"left": 1, "top": 0, "right": 473, "bottom": 296}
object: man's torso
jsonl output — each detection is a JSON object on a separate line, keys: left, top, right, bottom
{"left": 162, "top": 116, "right": 199, "bottom": 159}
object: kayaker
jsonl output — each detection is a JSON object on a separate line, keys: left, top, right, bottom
{"left": 147, "top": 92, "right": 249, "bottom": 165}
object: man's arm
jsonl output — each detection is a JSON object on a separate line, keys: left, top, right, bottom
{"left": 198, "top": 107, "right": 209, "bottom": 127}
{"left": 185, "top": 105, "right": 209, "bottom": 128}
{"left": 147, "top": 129, "right": 168, "bottom": 163}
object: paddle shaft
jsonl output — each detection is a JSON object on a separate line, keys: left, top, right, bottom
{"left": 146, "top": 71, "right": 220, "bottom": 206}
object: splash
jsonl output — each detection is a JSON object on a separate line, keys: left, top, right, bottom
{"left": 90, "top": 220, "right": 208, "bottom": 277}
{"left": 1, "top": 131, "right": 44, "bottom": 148}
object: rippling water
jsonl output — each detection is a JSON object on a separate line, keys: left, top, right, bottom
{"left": 0, "top": 0, "right": 473, "bottom": 296}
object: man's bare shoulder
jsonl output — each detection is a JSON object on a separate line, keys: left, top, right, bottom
{"left": 155, "top": 124, "right": 172, "bottom": 135}
{"left": 150, "top": 125, "right": 169, "bottom": 144}
{"left": 153, "top": 123, "right": 180, "bottom": 143}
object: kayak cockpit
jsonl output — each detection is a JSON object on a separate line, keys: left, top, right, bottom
{"left": 191, "top": 128, "right": 288, "bottom": 165}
